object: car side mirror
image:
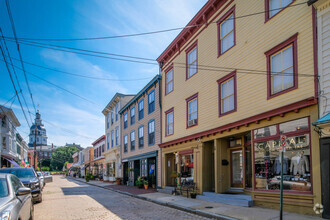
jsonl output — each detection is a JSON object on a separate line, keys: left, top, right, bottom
{"left": 16, "top": 187, "right": 31, "bottom": 196}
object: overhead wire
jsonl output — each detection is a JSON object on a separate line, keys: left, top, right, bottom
{"left": 4, "top": 0, "right": 37, "bottom": 113}
{"left": 1, "top": 1, "right": 307, "bottom": 42}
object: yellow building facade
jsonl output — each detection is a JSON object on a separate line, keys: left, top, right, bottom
{"left": 158, "top": 0, "right": 320, "bottom": 215}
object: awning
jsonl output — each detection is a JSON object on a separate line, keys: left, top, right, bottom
{"left": 3, "top": 157, "right": 20, "bottom": 167}
{"left": 313, "top": 113, "right": 330, "bottom": 126}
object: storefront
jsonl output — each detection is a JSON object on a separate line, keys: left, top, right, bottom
{"left": 122, "top": 151, "right": 157, "bottom": 187}
{"left": 104, "top": 148, "right": 121, "bottom": 182}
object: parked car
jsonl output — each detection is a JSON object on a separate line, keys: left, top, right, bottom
{"left": 0, "top": 173, "right": 34, "bottom": 220}
{"left": 42, "top": 172, "right": 53, "bottom": 183}
{"left": 0, "top": 167, "right": 42, "bottom": 203}
{"left": 36, "top": 172, "right": 45, "bottom": 188}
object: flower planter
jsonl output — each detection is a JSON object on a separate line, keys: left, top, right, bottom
{"left": 190, "top": 193, "right": 197, "bottom": 199}
{"left": 144, "top": 184, "right": 148, "bottom": 190}
{"left": 103, "top": 176, "right": 109, "bottom": 182}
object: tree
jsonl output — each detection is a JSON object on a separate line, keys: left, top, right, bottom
{"left": 50, "top": 146, "right": 79, "bottom": 171}
{"left": 41, "top": 158, "right": 51, "bottom": 167}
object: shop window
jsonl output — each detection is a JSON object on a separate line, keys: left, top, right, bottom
{"left": 124, "top": 112, "right": 128, "bottom": 129}
{"left": 180, "top": 154, "right": 194, "bottom": 181}
{"left": 229, "top": 138, "right": 242, "bottom": 147}
{"left": 186, "top": 93, "right": 198, "bottom": 128}
{"left": 166, "top": 68, "right": 173, "bottom": 95}
{"left": 279, "top": 117, "right": 308, "bottom": 134}
{"left": 130, "top": 131, "right": 135, "bottom": 151}
{"left": 124, "top": 135, "right": 128, "bottom": 153}
{"left": 254, "top": 117, "right": 311, "bottom": 192}
{"left": 138, "top": 99, "right": 144, "bottom": 120}
{"left": 109, "top": 162, "right": 116, "bottom": 177}
{"left": 218, "top": 6, "right": 235, "bottom": 56}
{"left": 140, "top": 159, "right": 148, "bottom": 177}
{"left": 138, "top": 126, "right": 144, "bottom": 148}
{"left": 148, "top": 90, "right": 155, "bottom": 114}
{"left": 186, "top": 41, "right": 198, "bottom": 79}
{"left": 148, "top": 120, "right": 155, "bottom": 146}
{"left": 130, "top": 107, "right": 135, "bottom": 125}
{"left": 254, "top": 125, "right": 277, "bottom": 139}
{"left": 165, "top": 108, "right": 174, "bottom": 136}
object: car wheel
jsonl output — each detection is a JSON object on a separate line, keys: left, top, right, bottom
{"left": 29, "top": 203, "right": 34, "bottom": 220}
{"left": 37, "top": 193, "right": 42, "bottom": 203}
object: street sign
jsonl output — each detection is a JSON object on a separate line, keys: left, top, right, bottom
{"left": 280, "top": 135, "right": 287, "bottom": 152}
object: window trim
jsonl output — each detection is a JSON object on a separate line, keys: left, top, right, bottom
{"left": 138, "top": 99, "right": 144, "bottom": 120}
{"left": 148, "top": 119, "right": 155, "bottom": 146}
{"left": 217, "top": 6, "right": 236, "bottom": 57}
{"left": 165, "top": 65, "right": 174, "bottom": 95}
{"left": 130, "top": 106, "right": 135, "bottom": 125}
{"left": 111, "top": 130, "right": 114, "bottom": 148}
{"left": 115, "top": 126, "right": 119, "bottom": 146}
{"left": 124, "top": 112, "right": 128, "bottom": 129}
{"left": 186, "top": 93, "right": 198, "bottom": 129}
{"left": 148, "top": 89, "right": 155, "bottom": 114}
{"left": 138, "top": 125, "right": 144, "bottom": 148}
{"left": 165, "top": 107, "right": 174, "bottom": 137}
{"left": 130, "top": 130, "right": 135, "bottom": 151}
{"left": 124, "top": 134, "right": 128, "bottom": 153}
{"left": 185, "top": 40, "right": 198, "bottom": 80}
{"left": 265, "top": 33, "right": 298, "bottom": 100}
{"left": 265, "top": 0, "right": 295, "bottom": 23}
{"left": 217, "top": 71, "right": 237, "bottom": 117}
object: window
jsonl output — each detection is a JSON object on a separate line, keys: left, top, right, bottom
{"left": 165, "top": 108, "right": 174, "bottom": 136}
{"left": 218, "top": 71, "right": 237, "bottom": 116}
{"left": 186, "top": 93, "right": 198, "bottom": 128}
{"left": 148, "top": 90, "right": 155, "bottom": 114}
{"left": 138, "top": 126, "right": 144, "bottom": 148}
{"left": 186, "top": 41, "right": 198, "bottom": 79}
{"left": 111, "top": 131, "right": 114, "bottom": 148}
{"left": 130, "top": 107, "right": 135, "bottom": 125}
{"left": 148, "top": 120, "right": 155, "bottom": 146}
{"left": 130, "top": 131, "right": 135, "bottom": 151}
{"left": 265, "top": 34, "right": 297, "bottom": 99}
{"left": 106, "top": 114, "right": 109, "bottom": 129}
{"left": 141, "top": 159, "right": 148, "bottom": 177}
{"left": 115, "top": 103, "right": 119, "bottom": 121}
{"left": 218, "top": 6, "right": 235, "bottom": 56}
{"left": 102, "top": 144, "right": 105, "bottom": 152}
{"left": 254, "top": 118, "right": 311, "bottom": 192}
{"left": 166, "top": 68, "right": 173, "bottom": 94}
{"left": 115, "top": 127, "right": 119, "bottom": 145}
{"left": 107, "top": 133, "right": 110, "bottom": 150}
{"left": 1, "top": 116, "right": 6, "bottom": 128}
{"left": 138, "top": 99, "right": 144, "bottom": 120}
{"left": 124, "top": 112, "right": 128, "bottom": 129}
{"left": 124, "top": 135, "right": 128, "bottom": 153}
{"left": 266, "top": 0, "right": 294, "bottom": 21}
{"left": 2, "top": 137, "right": 6, "bottom": 149}
{"left": 111, "top": 112, "right": 114, "bottom": 125}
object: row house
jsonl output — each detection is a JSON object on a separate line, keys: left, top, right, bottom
{"left": 0, "top": 105, "right": 21, "bottom": 168}
{"left": 91, "top": 135, "right": 106, "bottom": 177}
{"left": 16, "top": 133, "right": 29, "bottom": 163}
{"left": 102, "top": 93, "right": 134, "bottom": 181}
{"left": 81, "top": 146, "right": 93, "bottom": 177}
{"left": 120, "top": 75, "right": 162, "bottom": 188}
{"left": 310, "top": 0, "right": 330, "bottom": 218}
{"left": 157, "top": 0, "right": 320, "bottom": 215}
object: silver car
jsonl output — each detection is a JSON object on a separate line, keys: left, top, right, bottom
{"left": 0, "top": 173, "right": 34, "bottom": 220}
{"left": 36, "top": 172, "right": 45, "bottom": 189}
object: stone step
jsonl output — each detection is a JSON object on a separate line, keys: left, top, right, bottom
{"left": 197, "top": 192, "right": 253, "bottom": 207}
{"left": 157, "top": 186, "right": 176, "bottom": 195}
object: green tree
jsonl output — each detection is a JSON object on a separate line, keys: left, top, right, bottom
{"left": 50, "top": 146, "right": 79, "bottom": 171}
{"left": 41, "top": 158, "right": 51, "bottom": 167}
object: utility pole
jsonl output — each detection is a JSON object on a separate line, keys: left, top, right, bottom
{"left": 34, "top": 120, "right": 37, "bottom": 170}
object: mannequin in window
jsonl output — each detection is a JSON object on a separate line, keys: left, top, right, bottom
{"left": 272, "top": 155, "right": 289, "bottom": 175}
{"left": 290, "top": 151, "right": 309, "bottom": 175}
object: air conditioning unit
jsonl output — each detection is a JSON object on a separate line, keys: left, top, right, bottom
{"left": 188, "top": 119, "right": 197, "bottom": 126}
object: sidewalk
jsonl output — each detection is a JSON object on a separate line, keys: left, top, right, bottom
{"left": 68, "top": 177, "right": 322, "bottom": 220}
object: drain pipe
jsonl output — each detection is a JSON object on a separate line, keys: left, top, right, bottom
{"left": 159, "top": 61, "right": 163, "bottom": 189}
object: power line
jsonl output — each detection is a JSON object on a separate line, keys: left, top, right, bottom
{"left": 0, "top": 28, "right": 34, "bottom": 124}
{"left": 0, "top": 43, "right": 30, "bottom": 128}
{"left": 2, "top": 1, "right": 307, "bottom": 42}
{"left": 1, "top": 93, "right": 17, "bottom": 106}
{"left": 5, "top": 0, "right": 37, "bottom": 113}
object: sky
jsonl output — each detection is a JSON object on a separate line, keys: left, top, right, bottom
{"left": 0, "top": 0, "right": 208, "bottom": 147}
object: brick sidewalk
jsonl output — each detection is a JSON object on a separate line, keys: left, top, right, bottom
{"left": 104, "top": 184, "right": 157, "bottom": 195}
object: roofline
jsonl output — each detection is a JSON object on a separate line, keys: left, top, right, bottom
{"left": 102, "top": 93, "right": 135, "bottom": 115}
{"left": 0, "top": 105, "right": 21, "bottom": 127}
{"left": 119, "top": 75, "right": 161, "bottom": 114}
{"left": 91, "top": 135, "right": 106, "bottom": 146}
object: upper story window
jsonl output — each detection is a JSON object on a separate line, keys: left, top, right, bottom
{"left": 124, "top": 112, "right": 128, "bottom": 129}
{"left": 186, "top": 93, "right": 198, "bottom": 128}
{"left": 115, "top": 103, "right": 119, "bottom": 121}
{"left": 130, "top": 107, "right": 135, "bottom": 125}
{"left": 111, "top": 112, "right": 114, "bottom": 125}
{"left": 265, "top": 34, "right": 298, "bottom": 99}
{"left": 266, "top": 0, "right": 294, "bottom": 21}
{"left": 218, "top": 71, "right": 237, "bottom": 116}
{"left": 218, "top": 6, "right": 235, "bottom": 56}
{"left": 148, "top": 90, "right": 155, "bottom": 114}
{"left": 138, "top": 99, "right": 144, "bottom": 120}
{"left": 130, "top": 130, "right": 135, "bottom": 151}
{"left": 124, "top": 135, "right": 128, "bottom": 153}
{"left": 165, "top": 68, "right": 174, "bottom": 95}
{"left": 138, "top": 126, "right": 144, "bottom": 148}
{"left": 165, "top": 108, "right": 174, "bottom": 136}
{"left": 106, "top": 114, "right": 109, "bottom": 129}
{"left": 115, "top": 127, "right": 119, "bottom": 146}
{"left": 148, "top": 120, "right": 155, "bottom": 146}
{"left": 107, "top": 133, "right": 110, "bottom": 150}
{"left": 186, "top": 41, "right": 198, "bottom": 79}
{"left": 111, "top": 130, "right": 114, "bottom": 148}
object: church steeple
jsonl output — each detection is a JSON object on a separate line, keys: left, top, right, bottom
{"left": 28, "top": 110, "right": 48, "bottom": 148}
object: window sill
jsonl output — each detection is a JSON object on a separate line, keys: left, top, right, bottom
{"left": 218, "top": 44, "right": 236, "bottom": 58}
{"left": 267, "top": 85, "right": 297, "bottom": 100}
{"left": 219, "top": 109, "right": 237, "bottom": 117}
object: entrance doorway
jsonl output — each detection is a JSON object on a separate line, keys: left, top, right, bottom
{"left": 203, "top": 141, "right": 215, "bottom": 192}
{"left": 165, "top": 153, "right": 176, "bottom": 186}
{"left": 231, "top": 149, "right": 243, "bottom": 188}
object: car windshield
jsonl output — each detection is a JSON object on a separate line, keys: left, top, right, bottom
{"left": 0, "top": 169, "right": 35, "bottom": 178}
{"left": 0, "top": 178, "right": 9, "bottom": 197}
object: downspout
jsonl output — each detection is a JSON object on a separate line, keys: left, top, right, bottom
{"left": 158, "top": 62, "right": 163, "bottom": 188}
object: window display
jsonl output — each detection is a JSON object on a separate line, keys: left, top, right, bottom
{"left": 254, "top": 118, "right": 311, "bottom": 192}
{"left": 180, "top": 154, "right": 194, "bottom": 181}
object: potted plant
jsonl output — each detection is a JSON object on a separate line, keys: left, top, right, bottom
{"left": 190, "top": 193, "right": 197, "bottom": 199}
{"left": 144, "top": 179, "right": 149, "bottom": 190}
{"left": 151, "top": 176, "right": 156, "bottom": 189}
{"left": 135, "top": 176, "right": 143, "bottom": 189}
{"left": 115, "top": 177, "right": 122, "bottom": 185}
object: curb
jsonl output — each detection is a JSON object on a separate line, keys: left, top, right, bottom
{"left": 67, "top": 177, "right": 236, "bottom": 220}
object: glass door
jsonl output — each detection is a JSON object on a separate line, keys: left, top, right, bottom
{"left": 231, "top": 150, "right": 243, "bottom": 187}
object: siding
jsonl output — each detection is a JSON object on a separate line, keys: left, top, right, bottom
{"left": 161, "top": 0, "right": 315, "bottom": 143}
